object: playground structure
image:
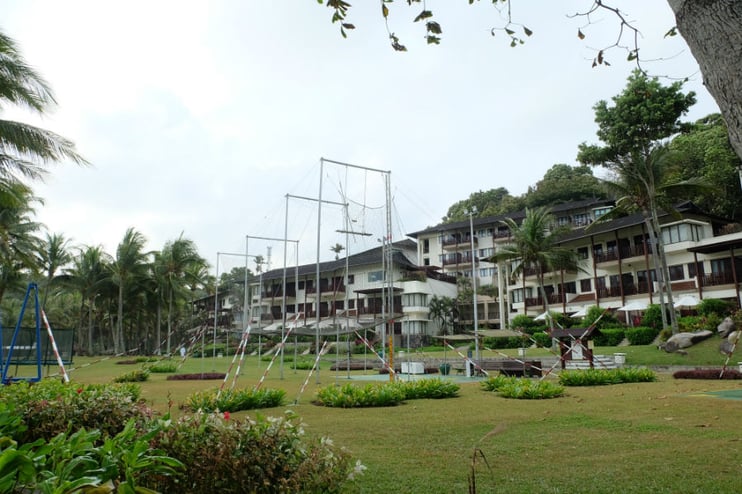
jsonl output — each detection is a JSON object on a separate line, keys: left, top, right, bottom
{"left": 1, "top": 283, "right": 73, "bottom": 384}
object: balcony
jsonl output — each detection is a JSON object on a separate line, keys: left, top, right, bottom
{"left": 701, "top": 272, "right": 736, "bottom": 287}
{"left": 441, "top": 253, "right": 476, "bottom": 266}
{"left": 442, "top": 236, "right": 477, "bottom": 250}
{"left": 305, "top": 282, "right": 346, "bottom": 295}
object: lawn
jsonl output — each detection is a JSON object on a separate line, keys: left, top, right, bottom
{"left": 29, "top": 340, "right": 742, "bottom": 493}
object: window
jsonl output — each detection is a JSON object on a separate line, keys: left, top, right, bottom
{"left": 662, "top": 223, "right": 705, "bottom": 244}
{"left": 479, "top": 267, "right": 495, "bottom": 277}
{"left": 577, "top": 247, "right": 589, "bottom": 260}
{"left": 422, "top": 239, "right": 430, "bottom": 254}
{"left": 423, "top": 258, "right": 430, "bottom": 266}
{"left": 347, "top": 274, "right": 354, "bottom": 284}
{"left": 511, "top": 287, "right": 531, "bottom": 303}
{"left": 688, "top": 262, "right": 704, "bottom": 278}
{"left": 367, "top": 270, "right": 384, "bottom": 283}
{"left": 478, "top": 247, "right": 494, "bottom": 258}
{"left": 580, "top": 279, "right": 592, "bottom": 292}
{"left": 477, "top": 228, "right": 493, "bottom": 238}
{"left": 403, "top": 293, "right": 427, "bottom": 307}
{"left": 560, "top": 281, "right": 577, "bottom": 294}
{"left": 557, "top": 216, "right": 570, "bottom": 226}
{"left": 668, "top": 264, "right": 684, "bottom": 281}
{"left": 298, "top": 280, "right": 305, "bottom": 290}
{"left": 593, "top": 206, "right": 613, "bottom": 219}
{"left": 573, "top": 213, "right": 590, "bottom": 226}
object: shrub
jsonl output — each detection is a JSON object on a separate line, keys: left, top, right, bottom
{"left": 625, "top": 326, "right": 660, "bottom": 345}
{"left": 593, "top": 328, "right": 625, "bottom": 347}
{"left": 399, "top": 379, "right": 459, "bottom": 400}
{"left": 315, "top": 383, "right": 406, "bottom": 408}
{"left": 697, "top": 298, "right": 732, "bottom": 317}
{"left": 532, "top": 331, "right": 551, "bottom": 348}
{"left": 583, "top": 306, "right": 620, "bottom": 329}
{"left": 148, "top": 361, "right": 178, "bottom": 373}
{"left": 641, "top": 304, "right": 665, "bottom": 329}
{"left": 509, "top": 314, "right": 539, "bottom": 332}
{"left": 185, "top": 388, "right": 286, "bottom": 413}
{"left": 559, "top": 368, "right": 656, "bottom": 386}
{"left": 0, "top": 380, "right": 153, "bottom": 443}
{"left": 481, "top": 376, "right": 564, "bottom": 399}
{"left": 113, "top": 369, "right": 150, "bottom": 383}
{"left": 150, "top": 411, "right": 362, "bottom": 494}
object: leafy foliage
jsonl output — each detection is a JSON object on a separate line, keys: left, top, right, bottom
{"left": 697, "top": 297, "right": 734, "bottom": 317}
{"left": 625, "top": 326, "right": 660, "bottom": 345}
{"left": 398, "top": 379, "right": 460, "bottom": 400}
{"left": 481, "top": 376, "right": 564, "bottom": 399}
{"left": 0, "top": 380, "right": 152, "bottom": 443}
{"left": 146, "top": 361, "right": 178, "bottom": 373}
{"left": 593, "top": 328, "right": 626, "bottom": 347}
{"left": 558, "top": 368, "right": 656, "bottom": 386}
{"left": 184, "top": 388, "right": 286, "bottom": 413}
{"left": 150, "top": 411, "right": 362, "bottom": 493}
{"left": 315, "top": 382, "right": 406, "bottom": 408}
{"left": 113, "top": 369, "right": 150, "bottom": 383}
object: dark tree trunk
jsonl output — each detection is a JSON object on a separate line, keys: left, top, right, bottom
{"left": 670, "top": 0, "right": 742, "bottom": 163}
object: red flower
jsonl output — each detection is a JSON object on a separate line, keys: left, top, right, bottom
{"left": 76, "top": 388, "right": 83, "bottom": 394}
{"left": 223, "top": 411, "right": 231, "bottom": 421}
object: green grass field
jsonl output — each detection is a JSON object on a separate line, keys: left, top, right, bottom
{"left": 23, "top": 339, "right": 742, "bottom": 493}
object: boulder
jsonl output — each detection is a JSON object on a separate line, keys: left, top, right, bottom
{"left": 717, "top": 317, "right": 736, "bottom": 338}
{"left": 661, "top": 330, "right": 713, "bottom": 353}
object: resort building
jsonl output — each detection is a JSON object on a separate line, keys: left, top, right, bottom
{"left": 245, "top": 239, "right": 458, "bottom": 345}
{"left": 408, "top": 199, "right": 742, "bottom": 327}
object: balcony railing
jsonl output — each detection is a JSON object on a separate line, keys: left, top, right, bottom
{"left": 701, "top": 272, "right": 736, "bottom": 287}
{"left": 442, "top": 236, "right": 478, "bottom": 249}
{"left": 305, "top": 283, "right": 346, "bottom": 295}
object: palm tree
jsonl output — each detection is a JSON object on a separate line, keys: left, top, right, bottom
{"left": 36, "top": 232, "right": 71, "bottom": 307}
{"left": 110, "top": 228, "right": 149, "bottom": 354}
{"left": 330, "top": 243, "right": 345, "bottom": 260}
{"left": 491, "top": 207, "right": 582, "bottom": 317}
{"left": 0, "top": 30, "right": 87, "bottom": 190}
{"left": 428, "top": 295, "right": 456, "bottom": 336}
{"left": 156, "top": 235, "right": 206, "bottom": 355}
{"left": 598, "top": 144, "right": 708, "bottom": 333}
{"left": 0, "top": 182, "right": 42, "bottom": 305}
{"left": 66, "top": 245, "right": 112, "bottom": 355}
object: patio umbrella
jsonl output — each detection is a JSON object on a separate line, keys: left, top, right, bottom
{"left": 618, "top": 300, "right": 648, "bottom": 312}
{"left": 673, "top": 294, "right": 700, "bottom": 308}
{"left": 570, "top": 306, "right": 592, "bottom": 318}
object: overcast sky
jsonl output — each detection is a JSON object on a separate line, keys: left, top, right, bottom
{"left": 1, "top": 1, "right": 721, "bottom": 275}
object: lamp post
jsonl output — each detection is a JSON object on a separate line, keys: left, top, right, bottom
{"left": 467, "top": 207, "right": 480, "bottom": 361}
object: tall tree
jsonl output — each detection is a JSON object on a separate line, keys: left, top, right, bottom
{"left": 36, "top": 232, "right": 71, "bottom": 307}
{"left": 490, "top": 207, "right": 581, "bottom": 315}
{"left": 0, "top": 30, "right": 86, "bottom": 190}
{"left": 0, "top": 182, "right": 41, "bottom": 306}
{"left": 578, "top": 71, "right": 698, "bottom": 333}
{"left": 668, "top": 113, "right": 742, "bottom": 221}
{"left": 524, "top": 164, "right": 607, "bottom": 208}
{"left": 156, "top": 235, "right": 206, "bottom": 355}
{"left": 428, "top": 295, "right": 457, "bottom": 336}
{"left": 67, "top": 245, "right": 112, "bottom": 355}
{"left": 110, "top": 228, "right": 149, "bottom": 354}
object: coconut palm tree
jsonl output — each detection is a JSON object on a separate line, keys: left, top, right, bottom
{"left": 428, "top": 295, "right": 456, "bottom": 335}
{"left": 36, "top": 232, "right": 71, "bottom": 307}
{"left": 109, "top": 228, "right": 149, "bottom": 354}
{"left": 491, "top": 207, "right": 582, "bottom": 316}
{"left": 156, "top": 235, "right": 206, "bottom": 355}
{"left": 597, "top": 144, "right": 708, "bottom": 333}
{"left": 0, "top": 182, "right": 42, "bottom": 305}
{"left": 0, "top": 30, "right": 87, "bottom": 190}
{"left": 66, "top": 245, "right": 113, "bottom": 354}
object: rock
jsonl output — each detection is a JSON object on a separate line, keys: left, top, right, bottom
{"left": 717, "top": 317, "right": 736, "bottom": 338}
{"left": 661, "top": 330, "right": 713, "bottom": 353}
